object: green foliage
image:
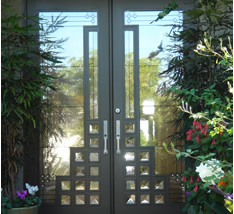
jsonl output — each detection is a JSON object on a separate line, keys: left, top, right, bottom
{"left": 155, "top": 0, "right": 233, "bottom": 213}
{"left": 1, "top": 4, "right": 64, "bottom": 200}
{"left": 150, "top": 0, "right": 178, "bottom": 23}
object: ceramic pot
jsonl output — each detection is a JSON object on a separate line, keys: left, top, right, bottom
{"left": 7, "top": 206, "right": 38, "bottom": 214}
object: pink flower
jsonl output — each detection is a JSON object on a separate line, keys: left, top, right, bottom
{"left": 186, "top": 129, "right": 193, "bottom": 140}
{"left": 194, "top": 185, "right": 198, "bottom": 192}
{"left": 196, "top": 123, "right": 202, "bottom": 130}
{"left": 190, "top": 177, "right": 193, "bottom": 184}
{"left": 197, "top": 177, "right": 200, "bottom": 182}
{"left": 181, "top": 176, "right": 186, "bottom": 182}
{"left": 212, "top": 140, "right": 216, "bottom": 145}
{"left": 196, "top": 136, "right": 199, "bottom": 142}
{"left": 193, "top": 120, "right": 199, "bottom": 126}
{"left": 201, "top": 127, "right": 208, "bottom": 135}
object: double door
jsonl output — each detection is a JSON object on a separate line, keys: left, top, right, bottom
{"left": 27, "top": 0, "right": 187, "bottom": 213}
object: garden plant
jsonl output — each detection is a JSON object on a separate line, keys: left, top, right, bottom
{"left": 151, "top": 0, "right": 233, "bottom": 213}
{"left": 1, "top": 3, "right": 65, "bottom": 210}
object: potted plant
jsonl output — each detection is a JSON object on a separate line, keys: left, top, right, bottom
{"left": 2, "top": 183, "right": 41, "bottom": 214}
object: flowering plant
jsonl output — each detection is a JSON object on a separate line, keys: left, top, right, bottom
{"left": 163, "top": 35, "right": 233, "bottom": 213}
{"left": 2, "top": 183, "right": 41, "bottom": 210}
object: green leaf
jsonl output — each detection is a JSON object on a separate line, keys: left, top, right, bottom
{"left": 202, "top": 144, "right": 209, "bottom": 152}
{"left": 204, "top": 201, "right": 231, "bottom": 214}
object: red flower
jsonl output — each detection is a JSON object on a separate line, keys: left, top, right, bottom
{"left": 196, "top": 136, "right": 199, "bottom": 142}
{"left": 201, "top": 127, "right": 208, "bottom": 135}
{"left": 197, "top": 177, "right": 200, "bottom": 182}
{"left": 220, "top": 131, "right": 223, "bottom": 135}
{"left": 181, "top": 176, "right": 186, "bottom": 182}
{"left": 186, "top": 129, "right": 193, "bottom": 141}
{"left": 194, "top": 185, "right": 198, "bottom": 192}
{"left": 190, "top": 177, "right": 193, "bottom": 184}
{"left": 196, "top": 123, "right": 202, "bottom": 130}
{"left": 193, "top": 120, "right": 199, "bottom": 126}
{"left": 211, "top": 140, "right": 216, "bottom": 145}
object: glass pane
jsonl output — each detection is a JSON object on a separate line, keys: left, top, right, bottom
{"left": 126, "top": 194, "right": 136, "bottom": 204}
{"left": 140, "top": 195, "right": 150, "bottom": 204}
{"left": 90, "top": 195, "right": 99, "bottom": 205}
{"left": 125, "top": 31, "right": 134, "bottom": 118}
{"left": 90, "top": 181, "right": 99, "bottom": 190}
{"left": 126, "top": 180, "right": 136, "bottom": 190}
{"left": 155, "top": 180, "right": 164, "bottom": 189}
{"left": 76, "top": 167, "right": 85, "bottom": 176}
{"left": 155, "top": 195, "right": 164, "bottom": 204}
{"left": 89, "top": 124, "right": 99, "bottom": 134}
{"left": 90, "top": 167, "right": 99, "bottom": 176}
{"left": 124, "top": 152, "right": 135, "bottom": 161}
{"left": 125, "top": 137, "right": 135, "bottom": 147}
{"left": 124, "top": 11, "right": 185, "bottom": 175}
{"left": 76, "top": 195, "right": 85, "bottom": 205}
{"left": 140, "top": 166, "right": 150, "bottom": 175}
{"left": 61, "top": 181, "right": 70, "bottom": 190}
{"left": 90, "top": 138, "right": 99, "bottom": 147}
{"left": 89, "top": 31, "right": 98, "bottom": 119}
{"left": 125, "top": 123, "right": 135, "bottom": 133}
{"left": 126, "top": 166, "right": 135, "bottom": 175}
{"left": 61, "top": 195, "right": 70, "bottom": 205}
{"left": 39, "top": 11, "right": 98, "bottom": 206}
{"left": 75, "top": 180, "right": 85, "bottom": 190}
{"left": 140, "top": 152, "right": 149, "bottom": 161}
{"left": 89, "top": 153, "right": 99, "bottom": 162}
{"left": 140, "top": 180, "right": 150, "bottom": 190}
{"left": 75, "top": 152, "right": 85, "bottom": 162}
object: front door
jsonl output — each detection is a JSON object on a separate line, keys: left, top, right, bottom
{"left": 27, "top": 0, "right": 188, "bottom": 213}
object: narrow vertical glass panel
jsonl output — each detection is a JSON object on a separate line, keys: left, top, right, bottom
{"left": 75, "top": 180, "right": 85, "bottom": 190}
{"left": 61, "top": 181, "right": 70, "bottom": 190}
{"left": 90, "top": 138, "right": 99, "bottom": 147}
{"left": 125, "top": 137, "right": 135, "bottom": 147}
{"left": 90, "top": 166, "right": 99, "bottom": 176}
{"left": 90, "top": 181, "right": 99, "bottom": 190}
{"left": 89, "top": 31, "right": 98, "bottom": 119}
{"left": 140, "top": 166, "right": 150, "bottom": 175}
{"left": 155, "top": 195, "right": 164, "bottom": 204}
{"left": 124, "top": 152, "right": 135, "bottom": 161}
{"left": 126, "top": 194, "right": 136, "bottom": 204}
{"left": 140, "top": 152, "right": 149, "bottom": 161}
{"left": 126, "top": 180, "right": 136, "bottom": 190}
{"left": 125, "top": 123, "right": 135, "bottom": 133}
{"left": 155, "top": 180, "right": 164, "bottom": 189}
{"left": 76, "top": 166, "right": 85, "bottom": 176}
{"left": 125, "top": 11, "right": 185, "bottom": 174}
{"left": 76, "top": 195, "right": 85, "bottom": 205}
{"left": 75, "top": 152, "right": 85, "bottom": 162}
{"left": 125, "top": 31, "right": 134, "bottom": 118}
{"left": 89, "top": 124, "right": 99, "bottom": 133}
{"left": 140, "top": 180, "right": 150, "bottom": 189}
{"left": 89, "top": 153, "right": 99, "bottom": 162}
{"left": 140, "top": 195, "right": 150, "bottom": 204}
{"left": 126, "top": 166, "right": 135, "bottom": 175}
{"left": 90, "top": 195, "right": 99, "bottom": 205}
{"left": 61, "top": 195, "right": 70, "bottom": 205}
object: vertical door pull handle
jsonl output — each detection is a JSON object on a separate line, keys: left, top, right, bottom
{"left": 116, "top": 120, "right": 121, "bottom": 154}
{"left": 103, "top": 120, "right": 108, "bottom": 154}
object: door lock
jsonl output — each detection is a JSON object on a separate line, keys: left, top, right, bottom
{"left": 115, "top": 108, "right": 121, "bottom": 114}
